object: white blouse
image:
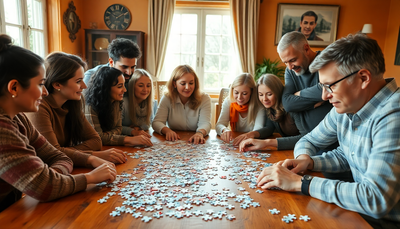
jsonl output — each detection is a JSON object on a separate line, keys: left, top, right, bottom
{"left": 215, "top": 97, "right": 265, "bottom": 135}
{"left": 152, "top": 93, "right": 212, "bottom": 135}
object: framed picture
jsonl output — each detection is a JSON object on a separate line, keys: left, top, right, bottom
{"left": 395, "top": 27, "right": 400, "bottom": 66}
{"left": 275, "top": 4, "right": 340, "bottom": 47}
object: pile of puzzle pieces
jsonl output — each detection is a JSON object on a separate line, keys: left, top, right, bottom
{"left": 96, "top": 139, "right": 310, "bottom": 224}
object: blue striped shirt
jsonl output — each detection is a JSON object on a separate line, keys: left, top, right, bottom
{"left": 294, "top": 78, "right": 400, "bottom": 221}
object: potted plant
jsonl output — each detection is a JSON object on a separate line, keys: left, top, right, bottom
{"left": 255, "top": 58, "right": 286, "bottom": 83}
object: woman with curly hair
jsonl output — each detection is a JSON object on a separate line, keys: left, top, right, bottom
{"left": 0, "top": 35, "right": 116, "bottom": 212}
{"left": 239, "top": 74, "right": 306, "bottom": 151}
{"left": 152, "top": 65, "right": 211, "bottom": 144}
{"left": 215, "top": 73, "right": 265, "bottom": 145}
{"left": 26, "top": 52, "right": 127, "bottom": 164}
{"left": 121, "top": 69, "right": 154, "bottom": 138}
{"left": 84, "top": 66, "right": 152, "bottom": 147}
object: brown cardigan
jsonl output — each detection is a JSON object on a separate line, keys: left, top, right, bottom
{"left": 26, "top": 94, "right": 102, "bottom": 167}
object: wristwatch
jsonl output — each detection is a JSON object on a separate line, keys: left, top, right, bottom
{"left": 301, "top": 175, "right": 313, "bottom": 196}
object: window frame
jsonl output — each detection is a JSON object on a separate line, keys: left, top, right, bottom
{"left": 162, "top": 7, "right": 239, "bottom": 94}
{"left": 0, "top": 0, "right": 48, "bottom": 57}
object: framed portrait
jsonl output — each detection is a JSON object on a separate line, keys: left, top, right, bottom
{"left": 274, "top": 4, "right": 340, "bottom": 47}
{"left": 395, "top": 27, "right": 400, "bottom": 66}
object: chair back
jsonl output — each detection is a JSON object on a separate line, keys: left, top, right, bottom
{"left": 156, "top": 81, "right": 168, "bottom": 104}
{"left": 215, "top": 87, "right": 230, "bottom": 123}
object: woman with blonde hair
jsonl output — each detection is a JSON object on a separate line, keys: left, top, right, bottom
{"left": 122, "top": 69, "right": 154, "bottom": 138}
{"left": 239, "top": 74, "right": 306, "bottom": 151}
{"left": 152, "top": 65, "right": 211, "bottom": 144}
{"left": 216, "top": 73, "right": 265, "bottom": 145}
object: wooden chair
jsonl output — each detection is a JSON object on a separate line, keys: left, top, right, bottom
{"left": 215, "top": 87, "right": 230, "bottom": 124}
{"left": 156, "top": 81, "right": 167, "bottom": 104}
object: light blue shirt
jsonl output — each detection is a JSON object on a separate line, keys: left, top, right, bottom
{"left": 295, "top": 78, "right": 400, "bottom": 221}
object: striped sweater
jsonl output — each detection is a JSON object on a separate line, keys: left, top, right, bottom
{"left": 0, "top": 111, "right": 86, "bottom": 211}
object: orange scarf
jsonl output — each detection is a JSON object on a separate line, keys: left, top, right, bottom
{"left": 229, "top": 102, "right": 249, "bottom": 131}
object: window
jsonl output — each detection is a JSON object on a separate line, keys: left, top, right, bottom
{"left": 0, "top": 0, "right": 47, "bottom": 57}
{"left": 162, "top": 8, "right": 240, "bottom": 93}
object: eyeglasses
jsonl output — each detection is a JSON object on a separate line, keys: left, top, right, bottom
{"left": 319, "top": 70, "right": 360, "bottom": 93}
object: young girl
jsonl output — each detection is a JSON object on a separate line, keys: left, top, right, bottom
{"left": 26, "top": 52, "right": 127, "bottom": 164}
{"left": 152, "top": 65, "right": 211, "bottom": 144}
{"left": 215, "top": 73, "right": 265, "bottom": 145}
{"left": 121, "top": 69, "right": 154, "bottom": 138}
{"left": 0, "top": 35, "right": 116, "bottom": 212}
{"left": 239, "top": 74, "right": 306, "bottom": 151}
{"left": 84, "top": 66, "right": 153, "bottom": 147}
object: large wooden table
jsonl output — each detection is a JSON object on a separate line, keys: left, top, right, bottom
{"left": 0, "top": 130, "right": 371, "bottom": 228}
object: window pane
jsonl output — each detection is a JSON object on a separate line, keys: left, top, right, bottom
{"left": 204, "top": 55, "right": 219, "bottom": 71}
{"left": 220, "top": 55, "right": 230, "bottom": 72}
{"left": 222, "top": 15, "right": 231, "bottom": 35}
{"left": 221, "top": 36, "right": 233, "bottom": 54}
{"left": 4, "top": 0, "right": 22, "bottom": 24}
{"left": 206, "top": 15, "right": 221, "bottom": 35}
{"left": 181, "top": 14, "right": 197, "bottom": 34}
{"left": 181, "top": 54, "right": 196, "bottom": 69}
{"left": 164, "top": 54, "right": 181, "bottom": 78}
{"left": 168, "top": 34, "right": 181, "bottom": 53}
{"left": 204, "top": 72, "right": 220, "bottom": 89}
{"left": 171, "top": 14, "right": 181, "bottom": 34}
{"left": 205, "top": 35, "right": 220, "bottom": 54}
{"left": 27, "top": 0, "right": 44, "bottom": 29}
{"left": 6, "top": 25, "right": 23, "bottom": 47}
{"left": 30, "top": 30, "right": 45, "bottom": 57}
{"left": 181, "top": 35, "right": 196, "bottom": 53}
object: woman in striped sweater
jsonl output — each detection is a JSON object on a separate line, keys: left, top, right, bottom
{"left": 0, "top": 35, "right": 116, "bottom": 212}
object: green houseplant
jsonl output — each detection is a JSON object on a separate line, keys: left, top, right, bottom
{"left": 255, "top": 58, "right": 286, "bottom": 83}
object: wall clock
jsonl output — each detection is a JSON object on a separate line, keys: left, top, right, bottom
{"left": 63, "top": 1, "right": 81, "bottom": 42}
{"left": 104, "top": 4, "right": 132, "bottom": 30}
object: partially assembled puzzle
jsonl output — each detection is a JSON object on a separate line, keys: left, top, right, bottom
{"left": 96, "top": 139, "right": 310, "bottom": 224}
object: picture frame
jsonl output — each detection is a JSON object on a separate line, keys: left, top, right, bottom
{"left": 63, "top": 1, "right": 81, "bottom": 43}
{"left": 395, "top": 27, "right": 400, "bottom": 66}
{"left": 274, "top": 4, "right": 340, "bottom": 47}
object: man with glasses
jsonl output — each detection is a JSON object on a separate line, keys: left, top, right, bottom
{"left": 257, "top": 33, "right": 400, "bottom": 228}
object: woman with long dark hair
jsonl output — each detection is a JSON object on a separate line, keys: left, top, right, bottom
{"left": 0, "top": 35, "right": 116, "bottom": 212}
{"left": 85, "top": 66, "right": 153, "bottom": 147}
{"left": 26, "top": 52, "right": 127, "bottom": 164}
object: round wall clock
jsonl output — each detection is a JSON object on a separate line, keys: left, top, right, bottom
{"left": 104, "top": 4, "right": 131, "bottom": 30}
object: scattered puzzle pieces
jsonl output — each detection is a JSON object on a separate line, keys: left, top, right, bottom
{"left": 300, "top": 215, "right": 311, "bottom": 222}
{"left": 269, "top": 208, "right": 280, "bottom": 215}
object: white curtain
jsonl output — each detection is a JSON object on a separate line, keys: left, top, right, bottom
{"left": 146, "top": 0, "right": 176, "bottom": 79}
{"left": 229, "top": 0, "right": 260, "bottom": 76}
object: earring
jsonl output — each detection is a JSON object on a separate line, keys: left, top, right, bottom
{"left": 57, "top": 89, "right": 61, "bottom": 91}
{"left": 11, "top": 95, "right": 15, "bottom": 98}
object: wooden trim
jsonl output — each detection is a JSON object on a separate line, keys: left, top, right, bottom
{"left": 176, "top": 1, "right": 229, "bottom": 8}
{"left": 47, "top": 0, "right": 62, "bottom": 52}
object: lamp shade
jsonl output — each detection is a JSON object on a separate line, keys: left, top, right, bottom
{"left": 362, "top": 24, "right": 373, "bottom": 34}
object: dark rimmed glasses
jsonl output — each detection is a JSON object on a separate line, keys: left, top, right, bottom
{"left": 319, "top": 70, "right": 360, "bottom": 93}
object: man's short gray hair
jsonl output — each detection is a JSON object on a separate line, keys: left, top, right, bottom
{"left": 277, "top": 31, "right": 308, "bottom": 53}
{"left": 309, "top": 33, "right": 385, "bottom": 80}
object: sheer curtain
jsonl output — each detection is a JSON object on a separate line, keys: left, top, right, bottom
{"left": 146, "top": 0, "right": 176, "bottom": 79}
{"left": 229, "top": 0, "right": 260, "bottom": 76}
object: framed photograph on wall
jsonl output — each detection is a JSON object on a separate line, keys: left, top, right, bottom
{"left": 275, "top": 4, "right": 340, "bottom": 47}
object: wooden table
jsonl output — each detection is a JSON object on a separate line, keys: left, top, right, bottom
{"left": 0, "top": 130, "right": 371, "bottom": 228}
